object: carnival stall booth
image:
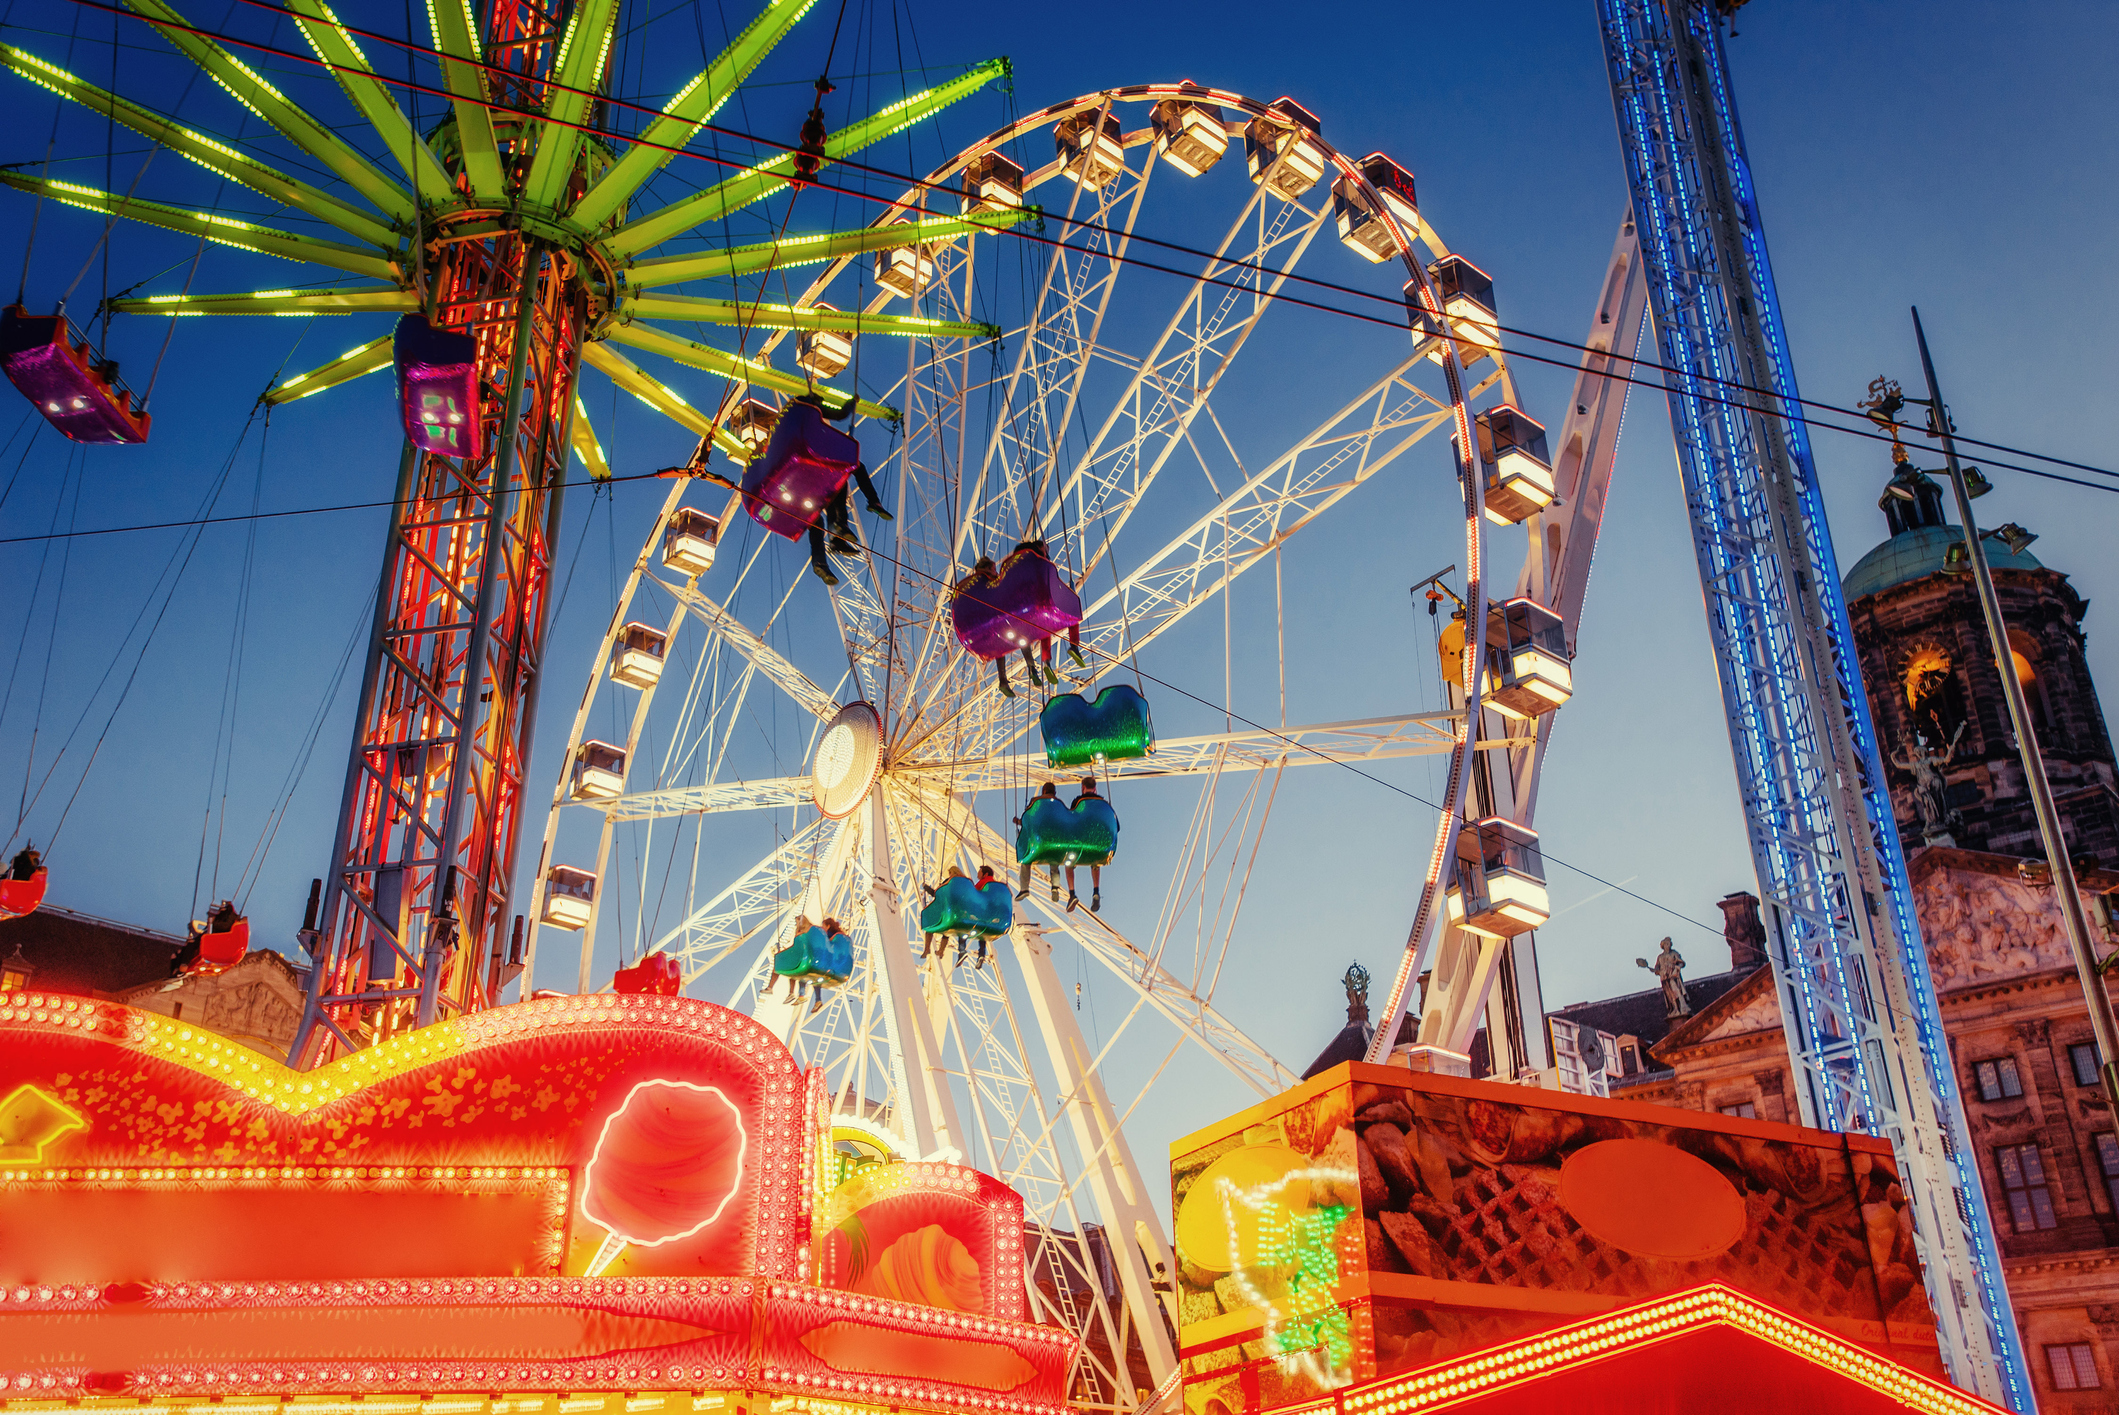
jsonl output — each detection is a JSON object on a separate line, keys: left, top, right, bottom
{"left": 0, "top": 993, "right": 1071, "bottom": 1415}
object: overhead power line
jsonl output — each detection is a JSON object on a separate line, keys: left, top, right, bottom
{"left": 45, "top": 0, "right": 2119, "bottom": 490}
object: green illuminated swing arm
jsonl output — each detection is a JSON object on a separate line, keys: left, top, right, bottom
{"left": 622, "top": 208, "right": 1035, "bottom": 288}
{"left": 281, "top": 0, "right": 455, "bottom": 199}
{"left": 0, "top": 44, "right": 400, "bottom": 249}
{"left": 109, "top": 286, "right": 415, "bottom": 316}
{"left": 261, "top": 334, "right": 392, "bottom": 405}
{"left": 420, "top": 0, "right": 505, "bottom": 202}
{"left": 603, "top": 58, "right": 1008, "bottom": 261}
{"left": 119, "top": 0, "right": 413, "bottom": 224}
{"left": 0, "top": 172, "right": 397, "bottom": 281}
{"left": 602, "top": 321, "right": 896, "bottom": 421}
{"left": 566, "top": 0, "right": 822, "bottom": 231}
{"left": 518, "top": 0, "right": 623, "bottom": 211}
{"left": 615, "top": 297, "right": 997, "bottom": 340}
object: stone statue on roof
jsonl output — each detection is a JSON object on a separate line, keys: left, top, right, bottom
{"left": 1636, "top": 937, "right": 1691, "bottom": 1019}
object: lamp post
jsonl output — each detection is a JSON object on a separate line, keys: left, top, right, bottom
{"left": 1874, "top": 308, "right": 2119, "bottom": 1119}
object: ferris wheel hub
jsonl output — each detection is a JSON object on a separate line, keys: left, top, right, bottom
{"left": 811, "top": 702, "right": 884, "bottom": 820}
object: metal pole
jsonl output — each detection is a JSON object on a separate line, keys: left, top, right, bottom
{"left": 1913, "top": 306, "right": 2119, "bottom": 1117}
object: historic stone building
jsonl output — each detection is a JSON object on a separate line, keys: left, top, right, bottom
{"left": 1550, "top": 467, "right": 2119, "bottom": 1409}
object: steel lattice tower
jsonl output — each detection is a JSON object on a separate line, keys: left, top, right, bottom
{"left": 1597, "top": 0, "right": 2031, "bottom": 1404}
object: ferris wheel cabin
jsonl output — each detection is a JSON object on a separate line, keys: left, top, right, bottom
{"left": 610, "top": 622, "right": 669, "bottom": 689}
{"left": 1333, "top": 154, "right": 1418, "bottom": 263}
{"left": 570, "top": 741, "right": 627, "bottom": 801}
{"left": 875, "top": 233, "right": 937, "bottom": 298}
{"left": 795, "top": 305, "right": 853, "bottom": 378}
{"left": 1244, "top": 99, "right": 1327, "bottom": 200}
{"left": 1471, "top": 404, "right": 1555, "bottom": 525}
{"left": 1057, "top": 109, "right": 1126, "bottom": 188}
{"left": 0, "top": 306, "right": 152, "bottom": 444}
{"left": 1484, "top": 598, "right": 1573, "bottom": 719}
{"left": 1151, "top": 92, "right": 1229, "bottom": 177}
{"left": 960, "top": 152, "right": 1026, "bottom": 215}
{"left": 662, "top": 507, "right": 720, "bottom": 576}
{"left": 1410, "top": 254, "right": 1500, "bottom": 367}
{"left": 724, "top": 398, "right": 779, "bottom": 458}
{"left": 541, "top": 866, "right": 597, "bottom": 931}
{"left": 1446, "top": 817, "right": 1549, "bottom": 939}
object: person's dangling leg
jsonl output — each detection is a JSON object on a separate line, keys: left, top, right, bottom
{"left": 828, "top": 488, "right": 860, "bottom": 556}
{"left": 977, "top": 936, "right": 989, "bottom": 969}
{"left": 852, "top": 461, "right": 892, "bottom": 520}
{"left": 1090, "top": 864, "right": 1102, "bottom": 913}
{"left": 1017, "top": 858, "right": 1033, "bottom": 901}
{"left": 808, "top": 521, "right": 838, "bottom": 584}
{"left": 995, "top": 656, "right": 1015, "bottom": 698}
{"left": 1066, "top": 624, "right": 1085, "bottom": 668}
{"left": 1065, "top": 864, "right": 1079, "bottom": 912}
{"left": 1022, "top": 643, "right": 1043, "bottom": 688}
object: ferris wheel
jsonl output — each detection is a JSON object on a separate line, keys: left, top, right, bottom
{"left": 523, "top": 84, "right": 1553, "bottom": 1411}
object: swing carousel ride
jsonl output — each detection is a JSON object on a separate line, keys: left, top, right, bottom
{"left": 0, "top": 2, "right": 1596, "bottom": 1410}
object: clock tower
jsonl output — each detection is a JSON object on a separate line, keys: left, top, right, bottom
{"left": 1842, "top": 457, "right": 2118, "bottom": 863}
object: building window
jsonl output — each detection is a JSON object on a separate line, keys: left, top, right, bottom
{"left": 2047, "top": 1343, "right": 2100, "bottom": 1391}
{"left": 2072, "top": 1043, "right": 2101, "bottom": 1087}
{"left": 2097, "top": 1135, "right": 2119, "bottom": 1214}
{"left": 1620, "top": 1044, "right": 1639, "bottom": 1077}
{"left": 1720, "top": 1102, "right": 1757, "bottom": 1119}
{"left": 1974, "top": 1057, "right": 2024, "bottom": 1101}
{"left": 1996, "top": 1144, "right": 2059, "bottom": 1231}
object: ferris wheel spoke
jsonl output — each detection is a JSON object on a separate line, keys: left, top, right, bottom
{"left": 1078, "top": 356, "right": 1454, "bottom": 667}
{"left": 959, "top": 154, "right": 1153, "bottom": 569}
{"left": 647, "top": 816, "right": 834, "bottom": 977}
{"left": 901, "top": 355, "right": 1452, "bottom": 769}
{"left": 1048, "top": 188, "right": 1334, "bottom": 585}
{"left": 668, "top": 582, "right": 839, "bottom": 722}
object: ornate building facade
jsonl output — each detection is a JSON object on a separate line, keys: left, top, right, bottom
{"left": 1553, "top": 468, "right": 2119, "bottom": 1409}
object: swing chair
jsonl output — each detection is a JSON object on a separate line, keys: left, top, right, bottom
{"left": 613, "top": 949, "right": 682, "bottom": 996}
{"left": 1015, "top": 792, "right": 1120, "bottom": 871}
{"left": 179, "top": 902, "right": 249, "bottom": 977}
{"left": 392, "top": 314, "right": 483, "bottom": 461}
{"left": 0, "top": 306, "right": 151, "bottom": 444}
{"left": 1039, "top": 684, "right": 1154, "bottom": 767}
{"left": 741, "top": 397, "right": 860, "bottom": 540}
{"left": 950, "top": 541, "right": 1083, "bottom": 694}
{"left": 774, "top": 917, "right": 853, "bottom": 986}
{"left": 0, "top": 846, "right": 47, "bottom": 922}
{"left": 919, "top": 872, "right": 1014, "bottom": 942}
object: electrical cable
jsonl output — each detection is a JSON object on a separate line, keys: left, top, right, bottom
{"left": 840, "top": 531, "right": 1729, "bottom": 938}
{"left": 53, "top": 0, "right": 2119, "bottom": 489}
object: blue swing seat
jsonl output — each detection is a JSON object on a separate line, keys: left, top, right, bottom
{"left": 1016, "top": 796, "right": 1120, "bottom": 868}
{"left": 920, "top": 877, "right": 1015, "bottom": 938}
{"left": 775, "top": 924, "right": 853, "bottom": 983}
{"left": 1040, "top": 685, "right": 1154, "bottom": 768}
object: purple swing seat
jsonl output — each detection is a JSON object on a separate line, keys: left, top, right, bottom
{"left": 950, "top": 542, "right": 1083, "bottom": 661}
{"left": 740, "top": 400, "right": 860, "bottom": 541}
{"left": 393, "top": 314, "right": 483, "bottom": 461}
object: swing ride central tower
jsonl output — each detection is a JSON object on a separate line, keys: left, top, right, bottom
{"left": 297, "top": 225, "right": 583, "bottom": 1065}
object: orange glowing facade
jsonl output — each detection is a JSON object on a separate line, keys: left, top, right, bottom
{"left": 0, "top": 991, "right": 1068, "bottom": 1413}
{"left": 1171, "top": 1063, "right": 1996, "bottom": 1415}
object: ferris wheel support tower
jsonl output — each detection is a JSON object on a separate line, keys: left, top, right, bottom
{"left": 1595, "top": 0, "right": 2030, "bottom": 1404}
